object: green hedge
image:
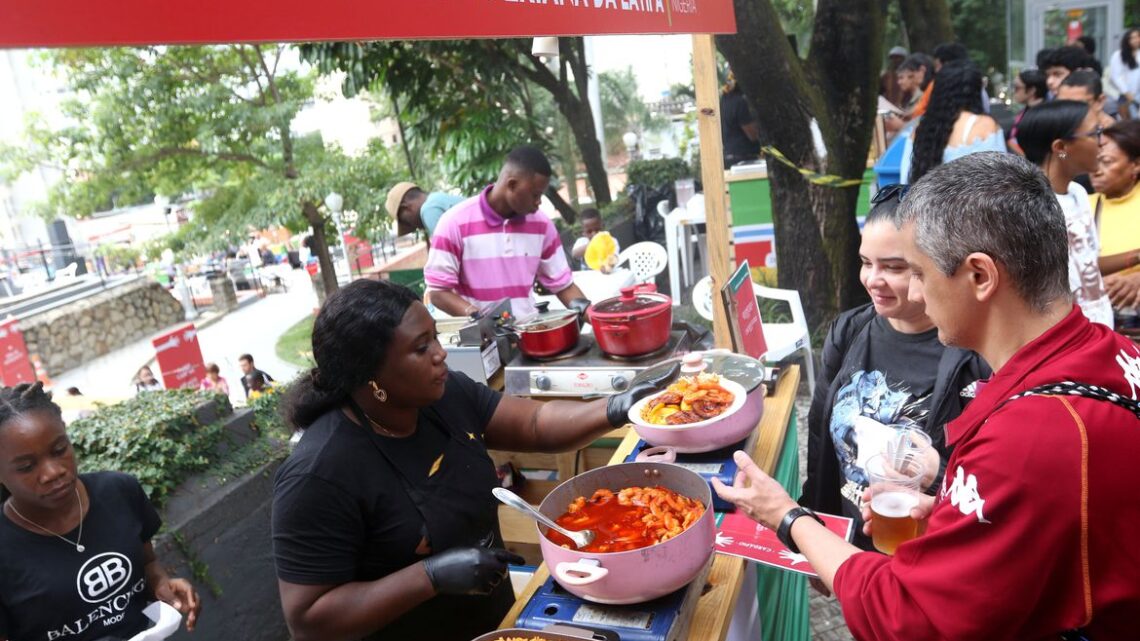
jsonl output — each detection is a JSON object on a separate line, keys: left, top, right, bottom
{"left": 71, "top": 390, "right": 230, "bottom": 502}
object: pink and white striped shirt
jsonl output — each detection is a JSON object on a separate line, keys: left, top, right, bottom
{"left": 424, "top": 185, "right": 573, "bottom": 318}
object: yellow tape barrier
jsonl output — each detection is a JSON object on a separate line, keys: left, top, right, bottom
{"left": 761, "top": 146, "right": 866, "bottom": 188}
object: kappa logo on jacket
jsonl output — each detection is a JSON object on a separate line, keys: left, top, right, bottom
{"left": 942, "top": 465, "right": 991, "bottom": 524}
{"left": 1118, "top": 348, "right": 1140, "bottom": 400}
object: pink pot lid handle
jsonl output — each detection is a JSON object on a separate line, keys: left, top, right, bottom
{"left": 554, "top": 559, "right": 610, "bottom": 586}
{"left": 635, "top": 446, "right": 677, "bottom": 464}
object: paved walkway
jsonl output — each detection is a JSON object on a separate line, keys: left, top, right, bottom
{"left": 52, "top": 270, "right": 317, "bottom": 408}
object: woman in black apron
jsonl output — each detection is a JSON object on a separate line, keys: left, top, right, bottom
{"left": 272, "top": 280, "right": 676, "bottom": 641}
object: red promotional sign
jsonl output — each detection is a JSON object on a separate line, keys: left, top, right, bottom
{"left": 1, "top": 0, "right": 736, "bottom": 49}
{"left": 715, "top": 510, "right": 854, "bottom": 577}
{"left": 722, "top": 260, "right": 767, "bottom": 360}
{"left": 151, "top": 323, "right": 206, "bottom": 390}
{"left": 0, "top": 319, "right": 37, "bottom": 387}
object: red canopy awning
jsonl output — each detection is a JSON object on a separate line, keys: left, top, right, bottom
{"left": 2, "top": 0, "right": 735, "bottom": 49}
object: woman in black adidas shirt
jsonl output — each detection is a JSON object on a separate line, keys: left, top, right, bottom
{"left": 0, "top": 382, "right": 200, "bottom": 641}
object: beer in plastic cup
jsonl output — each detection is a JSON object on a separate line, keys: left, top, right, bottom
{"left": 866, "top": 453, "right": 925, "bottom": 555}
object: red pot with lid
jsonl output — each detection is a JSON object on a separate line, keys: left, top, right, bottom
{"left": 511, "top": 307, "right": 581, "bottom": 358}
{"left": 587, "top": 284, "right": 673, "bottom": 357}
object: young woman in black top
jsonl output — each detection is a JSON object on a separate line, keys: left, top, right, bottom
{"left": 0, "top": 383, "right": 200, "bottom": 641}
{"left": 272, "top": 280, "right": 677, "bottom": 641}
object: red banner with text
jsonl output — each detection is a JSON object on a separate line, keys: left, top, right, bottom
{"left": 2, "top": 0, "right": 736, "bottom": 49}
{"left": 0, "top": 319, "right": 37, "bottom": 387}
{"left": 152, "top": 324, "right": 207, "bottom": 390}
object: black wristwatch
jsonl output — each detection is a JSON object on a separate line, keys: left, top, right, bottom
{"left": 776, "top": 506, "right": 825, "bottom": 554}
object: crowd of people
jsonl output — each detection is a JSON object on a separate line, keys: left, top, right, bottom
{"left": 4, "top": 32, "right": 1140, "bottom": 641}
{"left": 131, "top": 353, "right": 275, "bottom": 400}
{"left": 878, "top": 36, "right": 1140, "bottom": 333}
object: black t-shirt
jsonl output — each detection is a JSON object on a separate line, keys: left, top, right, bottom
{"left": 272, "top": 370, "right": 502, "bottom": 640}
{"left": 828, "top": 316, "right": 942, "bottom": 544}
{"left": 720, "top": 89, "right": 760, "bottom": 164}
{"left": 0, "top": 472, "right": 162, "bottom": 641}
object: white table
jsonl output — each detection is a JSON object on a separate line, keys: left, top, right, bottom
{"left": 664, "top": 204, "right": 706, "bottom": 305}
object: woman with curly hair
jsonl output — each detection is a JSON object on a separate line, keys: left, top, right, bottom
{"left": 900, "top": 60, "right": 1006, "bottom": 184}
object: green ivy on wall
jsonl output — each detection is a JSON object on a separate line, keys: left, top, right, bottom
{"left": 70, "top": 389, "right": 230, "bottom": 502}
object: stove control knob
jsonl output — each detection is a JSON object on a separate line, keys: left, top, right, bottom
{"left": 534, "top": 375, "right": 552, "bottom": 391}
{"left": 611, "top": 375, "right": 629, "bottom": 392}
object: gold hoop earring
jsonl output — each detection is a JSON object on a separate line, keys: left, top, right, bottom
{"left": 370, "top": 381, "right": 387, "bottom": 403}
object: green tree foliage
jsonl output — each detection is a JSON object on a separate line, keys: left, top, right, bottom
{"left": 0, "top": 46, "right": 398, "bottom": 294}
{"left": 950, "top": 0, "right": 1006, "bottom": 74}
{"left": 300, "top": 38, "right": 611, "bottom": 217}
{"left": 599, "top": 67, "right": 669, "bottom": 156}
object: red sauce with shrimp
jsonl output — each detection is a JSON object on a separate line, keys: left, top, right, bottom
{"left": 546, "top": 486, "right": 705, "bottom": 553}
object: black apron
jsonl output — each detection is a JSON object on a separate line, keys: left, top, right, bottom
{"left": 347, "top": 401, "right": 515, "bottom": 641}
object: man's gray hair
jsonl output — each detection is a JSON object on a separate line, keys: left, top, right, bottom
{"left": 897, "top": 152, "right": 1070, "bottom": 311}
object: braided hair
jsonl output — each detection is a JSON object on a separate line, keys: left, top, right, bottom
{"left": 282, "top": 280, "right": 419, "bottom": 430}
{"left": 908, "top": 60, "right": 985, "bottom": 183}
{"left": 0, "top": 382, "right": 61, "bottom": 431}
{"left": 0, "top": 382, "right": 62, "bottom": 501}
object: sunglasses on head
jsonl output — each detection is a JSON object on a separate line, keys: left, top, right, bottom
{"left": 870, "top": 183, "right": 910, "bottom": 205}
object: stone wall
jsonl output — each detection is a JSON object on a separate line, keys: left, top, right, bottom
{"left": 21, "top": 279, "right": 185, "bottom": 377}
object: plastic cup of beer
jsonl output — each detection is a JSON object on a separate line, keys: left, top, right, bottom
{"left": 865, "top": 452, "right": 926, "bottom": 555}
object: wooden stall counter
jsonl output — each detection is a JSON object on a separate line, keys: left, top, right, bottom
{"left": 499, "top": 365, "right": 802, "bottom": 641}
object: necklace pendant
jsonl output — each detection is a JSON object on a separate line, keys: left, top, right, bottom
{"left": 76, "top": 544, "right": 85, "bottom": 553}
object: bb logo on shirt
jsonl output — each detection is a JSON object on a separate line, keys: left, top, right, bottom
{"left": 77, "top": 553, "right": 133, "bottom": 603}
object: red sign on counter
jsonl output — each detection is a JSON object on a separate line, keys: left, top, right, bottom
{"left": 722, "top": 260, "right": 767, "bottom": 360}
{"left": 152, "top": 324, "right": 206, "bottom": 390}
{"left": 0, "top": 319, "right": 37, "bottom": 387}
{"left": 715, "top": 510, "right": 853, "bottom": 577}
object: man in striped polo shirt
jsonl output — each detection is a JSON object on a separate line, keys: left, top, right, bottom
{"left": 425, "top": 146, "right": 589, "bottom": 319}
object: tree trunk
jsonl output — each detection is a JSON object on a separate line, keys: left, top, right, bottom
{"left": 899, "top": 0, "right": 955, "bottom": 55}
{"left": 546, "top": 186, "right": 578, "bottom": 224}
{"left": 718, "top": 0, "right": 883, "bottom": 331}
{"left": 304, "top": 201, "right": 340, "bottom": 295}
{"left": 508, "top": 39, "right": 611, "bottom": 206}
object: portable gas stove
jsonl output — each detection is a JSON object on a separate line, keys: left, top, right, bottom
{"left": 515, "top": 560, "right": 711, "bottom": 641}
{"left": 622, "top": 428, "right": 759, "bottom": 512}
{"left": 503, "top": 323, "right": 710, "bottom": 398}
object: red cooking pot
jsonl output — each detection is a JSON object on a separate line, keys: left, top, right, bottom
{"left": 512, "top": 308, "right": 581, "bottom": 358}
{"left": 587, "top": 285, "right": 672, "bottom": 357}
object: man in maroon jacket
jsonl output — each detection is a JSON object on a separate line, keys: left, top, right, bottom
{"left": 715, "top": 152, "right": 1140, "bottom": 640}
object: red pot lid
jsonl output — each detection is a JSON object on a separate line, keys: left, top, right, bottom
{"left": 590, "top": 286, "right": 671, "bottom": 319}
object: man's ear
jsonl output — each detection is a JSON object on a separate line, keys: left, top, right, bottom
{"left": 963, "top": 252, "right": 1000, "bottom": 302}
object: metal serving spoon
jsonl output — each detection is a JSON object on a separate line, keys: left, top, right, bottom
{"left": 492, "top": 487, "right": 595, "bottom": 549}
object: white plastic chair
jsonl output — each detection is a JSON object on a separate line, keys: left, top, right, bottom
{"left": 689, "top": 276, "right": 815, "bottom": 395}
{"left": 616, "top": 241, "right": 668, "bottom": 285}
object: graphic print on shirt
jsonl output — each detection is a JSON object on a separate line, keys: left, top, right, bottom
{"left": 46, "top": 552, "right": 148, "bottom": 640}
{"left": 830, "top": 370, "right": 931, "bottom": 508}
{"left": 942, "top": 465, "right": 991, "bottom": 523}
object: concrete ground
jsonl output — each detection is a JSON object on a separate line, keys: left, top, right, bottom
{"left": 51, "top": 269, "right": 317, "bottom": 407}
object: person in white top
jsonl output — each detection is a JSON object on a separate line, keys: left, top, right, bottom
{"left": 1016, "top": 99, "right": 1115, "bottom": 328}
{"left": 1108, "top": 29, "right": 1140, "bottom": 119}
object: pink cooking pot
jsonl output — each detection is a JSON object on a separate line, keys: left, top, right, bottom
{"left": 536, "top": 462, "right": 715, "bottom": 605}
{"left": 626, "top": 377, "right": 763, "bottom": 454}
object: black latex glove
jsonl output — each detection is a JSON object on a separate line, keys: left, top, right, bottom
{"left": 605, "top": 361, "right": 682, "bottom": 426}
{"left": 421, "top": 547, "right": 525, "bottom": 596}
{"left": 567, "top": 297, "right": 591, "bottom": 319}
{"left": 567, "top": 297, "right": 591, "bottom": 328}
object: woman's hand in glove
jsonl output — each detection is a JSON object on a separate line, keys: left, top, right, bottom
{"left": 605, "top": 361, "right": 682, "bottom": 426}
{"left": 421, "top": 547, "right": 525, "bottom": 596}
